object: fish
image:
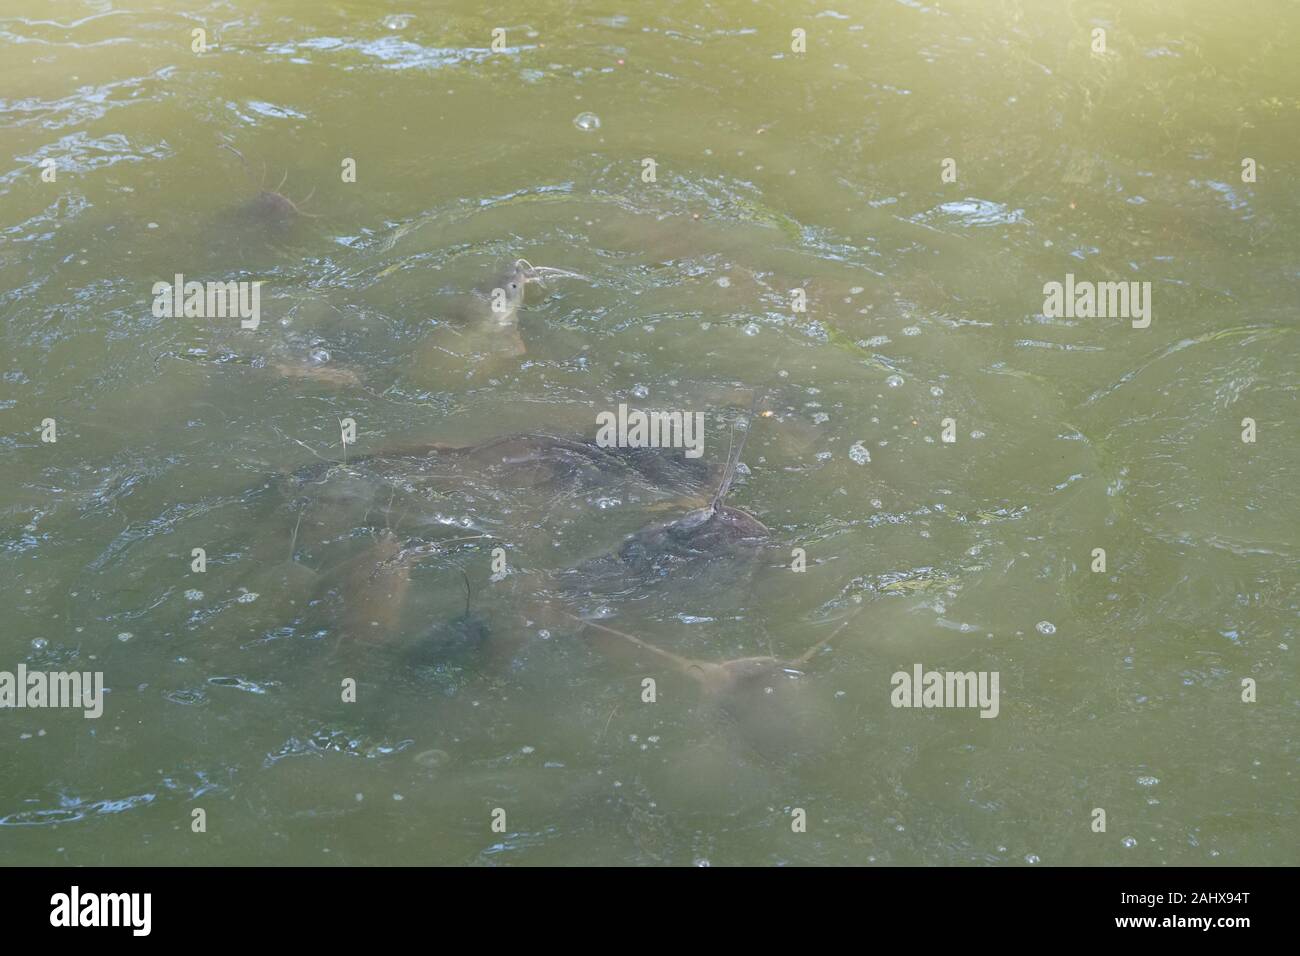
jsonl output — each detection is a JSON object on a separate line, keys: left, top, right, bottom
{"left": 335, "top": 529, "right": 417, "bottom": 642}
{"left": 267, "top": 361, "right": 363, "bottom": 387}
{"left": 220, "top": 144, "right": 319, "bottom": 227}
{"left": 405, "top": 569, "right": 493, "bottom": 666}
{"left": 157, "top": 286, "right": 367, "bottom": 389}
{"left": 406, "top": 260, "right": 589, "bottom": 381}
{"left": 555, "top": 405, "right": 771, "bottom": 601}
{"left": 268, "top": 433, "right": 717, "bottom": 652}
{"left": 281, "top": 432, "right": 716, "bottom": 521}
{"left": 563, "top": 609, "right": 862, "bottom": 759}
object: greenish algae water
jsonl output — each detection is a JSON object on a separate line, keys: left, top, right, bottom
{"left": 0, "top": 0, "right": 1296, "bottom": 865}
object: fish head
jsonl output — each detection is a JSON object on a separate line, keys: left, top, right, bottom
{"left": 713, "top": 504, "right": 770, "bottom": 539}
{"left": 613, "top": 503, "right": 769, "bottom": 578}
{"left": 665, "top": 504, "right": 769, "bottom": 552}
{"left": 503, "top": 267, "right": 529, "bottom": 313}
{"left": 407, "top": 611, "right": 491, "bottom": 666}
{"left": 505, "top": 258, "right": 535, "bottom": 298}
{"left": 482, "top": 260, "right": 534, "bottom": 323}
{"left": 690, "top": 656, "right": 794, "bottom": 694}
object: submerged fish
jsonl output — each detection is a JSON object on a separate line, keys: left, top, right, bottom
{"left": 332, "top": 529, "right": 417, "bottom": 642}
{"left": 267, "top": 349, "right": 364, "bottom": 387}
{"left": 159, "top": 285, "right": 367, "bottom": 389}
{"left": 220, "top": 143, "right": 320, "bottom": 227}
{"left": 270, "top": 433, "right": 715, "bottom": 647}
{"left": 405, "top": 574, "right": 496, "bottom": 669}
{"left": 283, "top": 432, "right": 715, "bottom": 522}
{"left": 557, "top": 411, "right": 771, "bottom": 600}
{"left": 565, "top": 610, "right": 860, "bottom": 759}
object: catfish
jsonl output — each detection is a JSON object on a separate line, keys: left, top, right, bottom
{"left": 406, "top": 259, "right": 588, "bottom": 381}
{"left": 555, "top": 410, "right": 772, "bottom": 602}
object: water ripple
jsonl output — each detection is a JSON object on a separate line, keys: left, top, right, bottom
{"left": 0, "top": 791, "right": 155, "bottom": 827}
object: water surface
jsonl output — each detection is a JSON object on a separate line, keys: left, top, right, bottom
{"left": 1, "top": 0, "right": 1296, "bottom": 865}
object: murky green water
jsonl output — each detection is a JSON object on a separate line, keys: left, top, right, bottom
{"left": 1, "top": 0, "right": 1296, "bottom": 865}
